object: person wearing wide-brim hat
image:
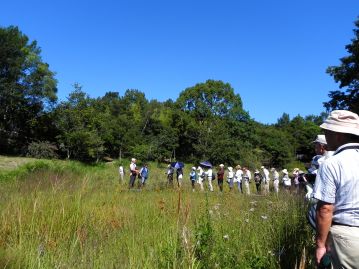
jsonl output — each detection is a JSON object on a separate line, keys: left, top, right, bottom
{"left": 217, "top": 164, "right": 225, "bottom": 192}
{"left": 197, "top": 166, "right": 205, "bottom": 191}
{"left": 234, "top": 165, "right": 243, "bottom": 193}
{"left": 308, "top": 135, "right": 334, "bottom": 176}
{"left": 129, "top": 158, "right": 137, "bottom": 189}
{"left": 227, "top": 167, "right": 234, "bottom": 191}
{"left": 271, "top": 168, "right": 280, "bottom": 194}
{"left": 282, "top": 169, "right": 291, "bottom": 192}
{"left": 189, "top": 167, "right": 197, "bottom": 191}
{"left": 261, "top": 166, "right": 270, "bottom": 195}
{"left": 253, "top": 169, "right": 262, "bottom": 194}
{"left": 312, "top": 110, "right": 359, "bottom": 267}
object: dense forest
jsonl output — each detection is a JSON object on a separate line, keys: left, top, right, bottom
{"left": 1, "top": 20, "right": 358, "bottom": 167}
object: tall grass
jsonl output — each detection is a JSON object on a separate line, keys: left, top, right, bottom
{"left": 0, "top": 160, "right": 315, "bottom": 268}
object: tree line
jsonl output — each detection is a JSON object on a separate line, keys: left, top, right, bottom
{"left": 1, "top": 19, "right": 358, "bottom": 167}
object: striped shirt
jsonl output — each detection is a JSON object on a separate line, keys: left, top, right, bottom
{"left": 313, "top": 143, "right": 359, "bottom": 227}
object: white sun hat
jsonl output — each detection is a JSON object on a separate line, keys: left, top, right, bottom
{"left": 282, "top": 169, "right": 288, "bottom": 174}
{"left": 312, "top": 135, "right": 327, "bottom": 145}
{"left": 320, "top": 110, "right": 359, "bottom": 136}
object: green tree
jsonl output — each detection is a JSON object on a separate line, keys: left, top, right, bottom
{"left": 176, "top": 80, "right": 249, "bottom": 122}
{"left": 324, "top": 17, "right": 359, "bottom": 113}
{"left": 0, "top": 26, "right": 57, "bottom": 153}
{"left": 54, "top": 85, "right": 105, "bottom": 161}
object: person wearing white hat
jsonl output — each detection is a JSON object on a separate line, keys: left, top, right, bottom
{"left": 308, "top": 135, "right": 334, "bottom": 175}
{"left": 166, "top": 164, "right": 174, "bottom": 187}
{"left": 242, "top": 167, "right": 251, "bottom": 195}
{"left": 261, "top": 166, "right": 270, "bottom": 195}
{"left": 197, "top": 166, "right": 205, "bottom": 191}
{"left": 282, "top": 169, "right": 291, "bottom": 192}
{"left": 292, "top": 168, "right": 300, "bottom": 194}
{"left": 312, "top": 110, "right": 359, "bottom": 267}
{"left": 217, "top": 164, "right": 225, "bottom": 192}
{"left": 234, "top": 165, "right": 243, "bottom": 193}
{"left": 227, "top": 167, "right": 234, "bottom": 191}
{"left": 189, "top": 167, "right": 197, "bottom": 191}
{"left": 271, "top": 168, "right": 279, "bottom": 194}
{"left": 253, "top": 169, "right": 262, "bottom": 194}
{"left": 205, "top": 166, "right": 214, "bottom": 192}
{"left": 129, "top": 158, "right": 137, "bottom": 188}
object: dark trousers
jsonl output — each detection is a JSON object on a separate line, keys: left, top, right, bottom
{"left": 255, "top": 183, "right": 261, "bottom": 193}
{"left": 129, "top": 174, "right": 136, "bottom": 188}
{"left": 218, "top": 179, "right": 223, "bottom": 192}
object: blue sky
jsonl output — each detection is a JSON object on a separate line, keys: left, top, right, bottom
{"left": 1, "top": 1, "right": 359, "bottom": 123}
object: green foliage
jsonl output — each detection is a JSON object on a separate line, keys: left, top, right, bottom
{"left": 0, "top": 26, "right": 57, "bottom": 154}
{"left": 27, "top": 141, "right": 58, "bottom": 159}
{"left": 324, "top": 17, "right": 359, "bottom": 114}
{"left": 176, "top": 79, "right": 249, "bottom": 122}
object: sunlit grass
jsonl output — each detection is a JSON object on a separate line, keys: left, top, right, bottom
{"left": 0, "top": 159, "right": 315, "bottom": 268}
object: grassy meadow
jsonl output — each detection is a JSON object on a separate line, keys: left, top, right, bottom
{"left": 0, "top": 158, "right": 315, "bottom": 269}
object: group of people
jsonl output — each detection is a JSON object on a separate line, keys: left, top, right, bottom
{"left": 119, "top": 110, "right": 359, "bottom": 268}
{"left": 165, "top": 162, "right": 310, "bottom": 195}
{"left": 119, "top": 159, "right": 149, "bottom": 188}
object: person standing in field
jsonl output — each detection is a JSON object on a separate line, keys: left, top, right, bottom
{"left": 234, "top": 165, "right": 243, "bottom": 193}
{"left": 312, "top": 110, "right": 359, "bottom": 268}
{"left": 189, "top": 167, "right": 197, "bottom": 191}
{"left": 166, "top": 164, "right": 174, "bottom": 187}
{"left": 242, "top": 167, "right": 251, "bottom": 195}
{"left": 129, "top": 158, "right": 137, "bottom": 189}
{"left": 292, "top": 168, "right": 300, "bottom": 194}
{"left": 253, "top": 169, "right": 262, "bottom": 194}
{"left": 271, "top": 168, "right": 279, "bottom": 194}
{"left": 217, "top": 164, "right": 225, "bottom": 192}
{"left": 261, "top": 166, "right": 270, "bottom": 194}
{"left": 227, "top": 166, "right": 234, "bottom": 191}
{"left": 176, "top": 167, "right": 183, "bottom": 188}
{"left": 206, "top": 167, "right": 214, "bottom": 192}
{"left": 119, "top": 164, "right": 125, "bottom": 184}
{"left": 282, "top": 169, "right": 291, "bottom": 192}
{"left": 139, "top": 163, "right": 149, "bottom": 187}
{"left": 197, "top": 166, "right": 205, "bottom": 191}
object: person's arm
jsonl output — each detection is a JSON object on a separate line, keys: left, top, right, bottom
{"left": 315, "top": 200, "right": 334, "bottom": 264}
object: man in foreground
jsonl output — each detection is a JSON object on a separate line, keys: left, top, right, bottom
{"left": 313, "top": 110, "right": 359, "bottom": 268}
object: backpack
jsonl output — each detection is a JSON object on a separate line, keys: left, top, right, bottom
{"left": 212, "top": 173, "right": 216, "bottom": 180}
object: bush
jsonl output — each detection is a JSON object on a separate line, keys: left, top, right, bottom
{"left": 27, "top": 141, "right": 58, "bottom": 159}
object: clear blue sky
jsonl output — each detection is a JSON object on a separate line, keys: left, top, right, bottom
{"left": 1, "top": 0, "right": 359, "bottom": 123}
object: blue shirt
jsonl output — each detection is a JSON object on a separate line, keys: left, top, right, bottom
{"left": 313, "top": 143, "right": 359, "bottom": 226}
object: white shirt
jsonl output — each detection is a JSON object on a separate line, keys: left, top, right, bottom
{"left": 262, "top": 168, "right": 270, "bottom": 183}
{"left": 207, "top": 169, "right": 213, "bottom": 179}
{"left": 313, "top": 143, "right": 359, "bottom": 226}
{"left": 282, "top": 175, "right": 291, "bottom": 186}
{"left": 235, "top": 169, "right": 243, "bottom": 182}
{"left": 119, "top": 166, "right": 124, "bottom": 174}
{"left": 130, "top": 162, "right": 136, "bottom": 172}
{"left": 272, "top": 170, "right": 279, "bottom": 181}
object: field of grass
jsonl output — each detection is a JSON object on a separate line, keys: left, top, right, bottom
{"left": 0, "top": 158, "right": 315, "bottom": 268}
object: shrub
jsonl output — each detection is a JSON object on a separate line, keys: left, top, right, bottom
{"left": 27, "top": 141, "right": 58, "bottom": 159}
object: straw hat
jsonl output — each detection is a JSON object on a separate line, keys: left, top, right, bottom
{"left": 236, "top": 165, "right": 241, "bottom": 170}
